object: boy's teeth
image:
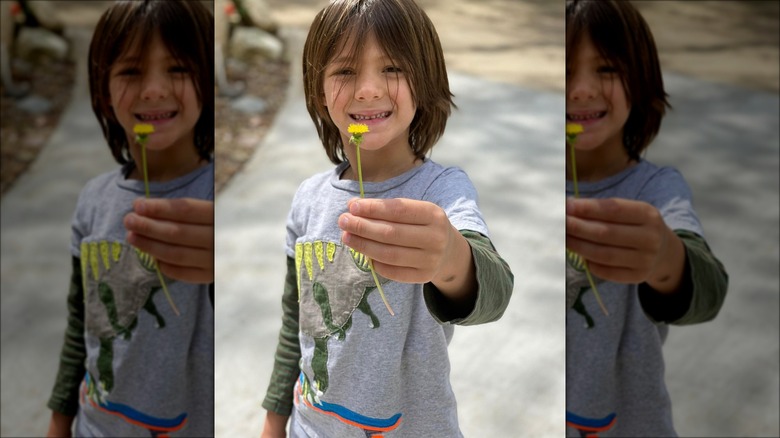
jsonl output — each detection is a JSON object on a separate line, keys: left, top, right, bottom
{"left": 138, "top": 112, "right": 175, "bottom": 121}
{"left": 568, "top": 112, "right": 604, "bottom": 121}
{"left": 352, "top": 112, "right": 390, "bottom": 121}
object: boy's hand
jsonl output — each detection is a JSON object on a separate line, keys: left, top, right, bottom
{"left": 566, "top": 197, "right": 685, "bottom": 294}
{"left": 338, "top": 198, "right": 476, "bottom": 303}
{"left": 46, "top": 411, "right": 73, "bottom": 437}
{"left": 124, "top": 198, "right": 214, "bottom": 284}
{"left": 260, "top": 411, "right": 288, "bottom": 438}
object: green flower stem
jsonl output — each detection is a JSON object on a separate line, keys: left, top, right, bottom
{"left": 137, "top": 133, "right": 180, "bottom": 316}
{"left": 568, "top": 134, "right": 608, "bottom": 316}
{"left": 353, "top": 135, "right": 395, "bottom": 316}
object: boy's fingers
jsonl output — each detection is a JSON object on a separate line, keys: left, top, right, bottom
{"left": 566, "top": 214, "right": 658, "bottom": 252}
{"left": 127, "top": 230, "right": 213, "bottom": 269}
{"left": 347, "top": 198, "right": 435, "bottom": 225}
{"left": 566, "top": 197, "right": 657, "bottom": 225}
{"left": 338, "top": 213, "right": 427, "bottom": 248}
{"left": 340, "top": 230, "right": 421, "bottom": 268}
{"left": 133, "top": 198, "right": 214, "bottom": 225}
{"left": 125, "top": 212, "right": 213, "bottom": 250}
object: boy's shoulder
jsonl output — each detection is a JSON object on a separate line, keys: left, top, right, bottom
{"left": 79, "top": 167, "right": 124, "bottom": 197}
{"left": 632, "top": 159, "right": 691, "bottom": 193}
{"left": 297, "top": 165, "right": 338, "bottom": 192}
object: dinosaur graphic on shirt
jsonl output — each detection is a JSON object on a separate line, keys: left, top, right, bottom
{"left": 79, "top": 240, "right": 187, "bottom": 435}
{"left": 566, "top": 251, "right": 606, "bottom": 329}
{"left": 295, "top": 240, "right": 403, "bottom": 433}
{"left": 566, "top": 410, "right": 617, "bottom": 438}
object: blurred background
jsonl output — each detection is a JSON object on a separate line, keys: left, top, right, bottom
{"left": 633, "top": 2, "right": 780, "bottom": 437}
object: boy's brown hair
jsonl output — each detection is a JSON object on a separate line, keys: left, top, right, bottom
{"left": 88, "top": 0, "right": 214, "bottom": 169}
{"left": 303, "top": 0, "right": 455, "bottom": 165}
{"left": 566, "top": 0, "right": 670, "bottom": 160}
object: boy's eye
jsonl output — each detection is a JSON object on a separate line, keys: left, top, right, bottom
{"left": 169, "top": 65, "right": 190, "bottom": 74}
{"left": 116, "top": 67, "right": 140, "bottom": 76}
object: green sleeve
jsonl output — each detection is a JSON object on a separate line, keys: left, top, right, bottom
{"left": 47, "top": 256, "right": 87, "bottom": 417}
{"left": 424, "top": 230, "right": 514, "bottom": 325}
{"left": 261, "top": 256, "right": 301, "bottom": 416}
{"left": 639, "top": 229, "right": 728, "bottom": 325}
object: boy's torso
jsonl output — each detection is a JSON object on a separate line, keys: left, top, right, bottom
{"left": 287, "top": 160, "right": 486, "bottom": 437}
{"left": 72, "top": 164, "right": 215, "bottom": 437}
{"left": 565, "top": 159, "right": 700, "bottom": 437}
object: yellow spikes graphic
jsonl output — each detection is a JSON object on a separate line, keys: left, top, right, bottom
{"left": 326, "top": 242, "right": 336, "bottom": 263}
{"left": 111, "top": 242, "right": 122, "bottom": 262}
{"left": 315, "top": 241, "right": 325, "bottom": 271}
{"left": 81, "top": 242, "right": 89, "bottom": 291}
{"left": 295, "top": 243, "right": 303, "bottom": 301}
{"left": 99, "top": 241, "right": 110, "bottom": 270}
{"left": 89, "top": 242, "right": 99, "bottom": 281}
{"left": 304, "top": 242, "right": 314, "bottom": 281}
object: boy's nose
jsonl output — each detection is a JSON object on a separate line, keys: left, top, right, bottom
{"left": 140, "top": 73, "right": 169, "bottom": 101}
{"left": 567, "top": 72, "right": 597, "bottom": 102}
{"left": 354, "top": 73, "right": 383, "bottom": 101}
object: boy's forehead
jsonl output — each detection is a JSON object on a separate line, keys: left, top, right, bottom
{"left": 329, "top": 32, "right": 394, "bottom": 64}
{"left": 115, "top": 32, "right": 174, "bottom": 64}
{"left": 571, "top": 35, "right": 608, "bottom": 63}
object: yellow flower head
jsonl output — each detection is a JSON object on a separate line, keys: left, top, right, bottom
{"left": 565, "top": 123, "right": 583, "bottom": 135}
{"left": 133, "top": 123, "right": 155, "bottom": 135}
{"left": 348, "top": 123, "right": 369, "bottom": 135}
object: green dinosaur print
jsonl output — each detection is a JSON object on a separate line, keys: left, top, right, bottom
{"left": 97, "top": 337, "right": 114, "bottom": 393}
{"left": 80, "top": 240, "right": 172, "bottom": 400}
{"left": 572, "top": 287, "right": 595, "bottom": 329}
{"left": 298, "top": 240, "right": 389, "bottom": 400}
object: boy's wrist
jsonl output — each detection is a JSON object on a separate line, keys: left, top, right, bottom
{"left": 431, "top": 226, "right": 477, "bottom": 304}
{"left": 646, "top": 227, "right": 686, "bottom": 294}
{"left": 261, "top": 411, "right": 289, "bottom": 438}
{"left": 47, "top": 411, "right": 74, "bottom": 438}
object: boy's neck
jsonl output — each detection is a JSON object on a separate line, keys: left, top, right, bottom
{"left": 566, "top": 147, "right": 635, "bottom": 183}
{"left": 341, "top": 143, "right": 423, "bottom": 183}
{"left": 128, "top": 145, "right": 206, "bottom": 183}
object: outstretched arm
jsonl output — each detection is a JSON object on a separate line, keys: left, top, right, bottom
{"left": 339, "top": 198, "right": 477, "bottom": 308}
{"left": 339, "top": 198, "right": 513, "bottom": 322}
{"left": 566, "top": 197, "right": 687, "bottom": 294}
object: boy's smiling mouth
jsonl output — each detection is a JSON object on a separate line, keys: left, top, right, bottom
{"left": 136, "top": 111, "right": 178, "bottom": 122}
{"left": 350, "top": 111, "right": 391, "bottom": 122}
{"left": 567, "top": 111, "right": 606, "bottom": 122}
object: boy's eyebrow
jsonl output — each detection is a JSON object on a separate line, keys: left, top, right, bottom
{"left": 329, "top": 54, "right": 394, "bottom": 66}
{"left": 113, "top": 54, "right": 177, "bottom": 66}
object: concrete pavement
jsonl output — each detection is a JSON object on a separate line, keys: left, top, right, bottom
{"left": 650, "top": 73, "right": 780, "bottom": 438}
{"left": 0, "top": 24, "right": 116, "bottom": 437}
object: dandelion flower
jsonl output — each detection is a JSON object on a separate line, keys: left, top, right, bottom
{"left": 133, "top": 123, "right": 155, "bottom": 136}
{"left": 133, "top": 123, "right": 180, "bottom": 316}
{"left": 567, "top": 122, "right": 608, "bottom": 316}
{"left": 348, "top": 123, "right": 395, "bottom": 316}
{"left": 565, "top": 123, "right": 583, "bottom": 136}
{"left": 348, "top": 123, "right": 369, "bottom": 135}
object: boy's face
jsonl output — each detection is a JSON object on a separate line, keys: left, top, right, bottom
{"left": 322, "top": 32, "right": 417, "bottom": 155}
{"left": 109, "top": 32, "right": 202, "bottom": 157}
{"left": 566, "top": 34, "right": 630, "bottom": 156}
